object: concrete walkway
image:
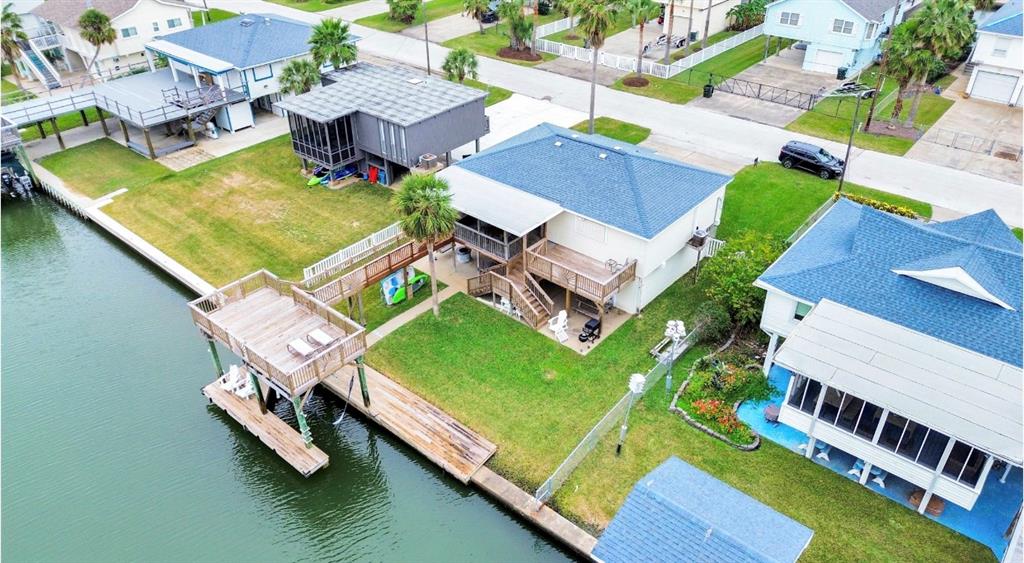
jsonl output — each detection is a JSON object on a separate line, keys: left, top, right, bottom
{"left": 210, "top": 0, "right": 1023, "bottom": 225}
{"left": 366, "top": 285, "right": 459, "bottom": 346}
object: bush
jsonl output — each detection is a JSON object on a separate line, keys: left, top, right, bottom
{"left": 387, "top": 0, "right": 419, "bottom": 22}
{"left": 694, "top": 301, "right": 731, "bottom": 344}
{"left": 835, "top": 192, "right": 917, "bottom": 218}
{"left": 702, "top": 231, "right": 785, "bottom": 326}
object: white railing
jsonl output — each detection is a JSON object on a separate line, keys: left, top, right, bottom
{"left": 302, "top": 222, "right": 403, "bottom": 286}
{"left": 533, "top": 24, "right": 763, "bottom": 79}
{"left": 704, "top": 237, "right": 725, "bottom": 259}
{"left": 535, "top": 16, "right": 573, "bottom": 38}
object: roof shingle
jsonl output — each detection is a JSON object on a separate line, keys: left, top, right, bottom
{"left": 157, "top": 14, "right": 316, "bottom": 70}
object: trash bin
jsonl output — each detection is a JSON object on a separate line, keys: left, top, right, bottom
{"left": 836, "top": 67, "right": 848, "bottom": 80}
{"left": 703, "top": 83, "right": 714, "bottom": 98}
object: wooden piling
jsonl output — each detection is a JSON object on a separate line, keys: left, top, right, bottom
{"left": 119, "top": 119, "right": 130, "bottom": 144}
{"left": 97, "top": 108, "right": 110, "bottom": 136}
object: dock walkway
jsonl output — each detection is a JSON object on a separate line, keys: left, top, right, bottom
{"left": 321, "top": 364, "right": 496, "bottom": 483}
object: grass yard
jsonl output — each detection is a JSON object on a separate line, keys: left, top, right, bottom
{"left": 670, "top": 30, "right": 737, "bottom": 61}
{"left": 356, "top": 0, "right": 464, "bottom": 32}
{"left": 787, "top": 66, "right": 955, "bottom": 156}
{"left": 3, "top": 79, "right": 103, "bottom": 142}
{"left": 266, "top": 0, "right": 363, "bottom": 12}
{"left": 39, "top": 138, "right": 172, "bottom": 199}
{"left": 193, "top": 8, "right": 237, "bottom": 25}
{"left": 346, "top": 270, "right": 448, "bottom": 331}
{"left": 545, "top": 11, "right": 633, "bottom": 46}
{"left": 571, "top": 117, "right": 651, "bottom": 144}
{"left": 461, "top": 78, "right": 513, "bottom": 106}
{"left": 44, "top": 136, "right": 396, "bottom": 286}
{"left": 612, "top": 34, "right": 791, "bottom": 105}
{"left": 364, "top": 163, "right": 966, "bottom": 560}
{"left": 1014, "top": 227, "right": 1023, "bottom": 241}
{"left": 442, "top": 24, "right": 558, "bottom": 67}
{"left": 1, "top": 78, "right": 25, "bottom": 104}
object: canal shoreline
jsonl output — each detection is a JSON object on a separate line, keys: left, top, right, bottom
{"left": 30, "top": 167, "right": 597, "bottom": 560}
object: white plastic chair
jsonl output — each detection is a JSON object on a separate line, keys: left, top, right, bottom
{"left": 498, "top": 297, "right": 512, "bottom": 315}
{"left": 547, "top": 310, "right": 568, "bottom": 333}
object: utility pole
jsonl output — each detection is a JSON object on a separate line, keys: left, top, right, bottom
{"left": 864, "top": 0, "right": 903, "bottom": 130}
{"left": 662, "top": 0, "right": 676, "bottom": 64}
{"left": 839, "top": 90, "right": 874, "bottom": 193}
{"left": 423, "top": 0, "right": 432, "bottom": 75}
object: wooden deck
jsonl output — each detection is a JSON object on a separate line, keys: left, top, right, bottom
{"left": 203, "top": 382, "right": 329, "bottom": 477}
{"left": 321, "top": 365, "right": 496, "bottom": 483}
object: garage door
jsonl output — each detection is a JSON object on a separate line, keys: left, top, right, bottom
{"left": 971, "top": 71, "right": 1019, "bottom": 104}
{"left": 815, "top": 50, "right": 846, "bottom": 69}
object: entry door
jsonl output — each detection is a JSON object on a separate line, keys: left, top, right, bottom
{"left": 972, "top": 71, "right": 1018, "bottom": 104}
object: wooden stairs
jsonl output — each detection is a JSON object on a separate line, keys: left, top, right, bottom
{"left": 467, "top": 262, "right": 552, "bottom": 329}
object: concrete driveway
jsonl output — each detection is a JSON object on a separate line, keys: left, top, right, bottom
{"left": 687, "top": 46, "right": 842, "bottom": 127}
{"left": 402, "top": 14, "right": 490, "bottom": 43}
{"left": 536, "top": 57, "right": 626, "bottom": 86}
{"left": 907, "top": 74, "right": 1023, "bottom": 185}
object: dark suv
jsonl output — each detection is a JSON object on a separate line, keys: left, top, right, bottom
{"left": 779, "top": 141, "right": 845, "bottom": 179}
{"left": 481, "top": 0, "right": 499, "bottom": 22}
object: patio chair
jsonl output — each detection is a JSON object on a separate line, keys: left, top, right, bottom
{"left": 498, "top": 297, "right": 512, "bottom": 315}
{"left": 848, "top": 459, "right": 865, "bottom": 478}
{"left": 871, "top": 469, "right": 888, "bottom": 489}
{"left": 306, "top": 328, "right": 336, "bottom": 349}
{"left": 288, "top": 338, "right": 317, "bottom": 360}
{"left": 548, "top": 310, "right": 568, "bottom": 333}
{"left": 814, "top": 442, "right": 832, "bottom": 462}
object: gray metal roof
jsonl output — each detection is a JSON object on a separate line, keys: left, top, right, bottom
{"left": 274, "top": 63, "right": 487, "bottom": 127}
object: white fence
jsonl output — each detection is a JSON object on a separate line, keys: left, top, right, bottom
{"left": 535, "top": 16, "right": 573, "bottom": 39}
{"left": 532, "top": 24, "right": 764, "bottom": 80}
{"left": 302, "top": 222, "right": 403, "bottom": 287}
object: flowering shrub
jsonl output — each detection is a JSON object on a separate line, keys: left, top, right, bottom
{"left": 692, "top": 398, "right": 743, "bottom": 434}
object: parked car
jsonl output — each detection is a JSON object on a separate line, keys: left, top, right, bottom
{"left": 481, "top": 0, "right": 499, "bottom": 22}
{"left": 778, "top": 141, "right": 845, "bottom": 180}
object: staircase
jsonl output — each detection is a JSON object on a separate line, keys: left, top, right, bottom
{"left": 507, "top": 262, "right": 551, "bottom": 323}
{"left": 17, "top": 40, "right": 61, "bottom": 90}
{"left": 167, "top": 86, "right": 224, "bottom": 138}
{"left": 467, "top": 262, "right": 551, "bottom": 329}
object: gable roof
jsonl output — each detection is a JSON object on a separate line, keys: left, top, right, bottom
{"left": 775, "top": 299, "right": 1023, "bottom": 464}
{"left": 593, "top": 457, "right": 814, "bottom": 563}
{"left": 980, "top": 0, "right": 1024, "bottom": 36}
{"left": 274, "top": 63, "right": 485, "bottom": 126}
{"left": 453, "top": 123, "right": 731, "bottom": 239}
{"left": 842, "top": 0, "right": 896, "bottom": 21}
{"left": 33, "top": 0, "right": 190, "bottom": 29}
{"left": 757, "top": 199, "right": 1023, "bottom": 367}
{"left": 155, "top": 14, "right": 316, "bottom": 70}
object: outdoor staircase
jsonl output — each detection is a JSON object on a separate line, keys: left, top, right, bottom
{"left": 468, "top": 262, "right": 551, "bottom": 329}
{"left": 166, "top": 85, "right": 224, "bottom": 138}
{"left": 17, "top": 40, "right": 61, "bottom": 90}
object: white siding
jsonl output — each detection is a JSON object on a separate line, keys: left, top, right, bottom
{"left": 760, "top": 290, "right": 806, "bottom": 336}
{"left": 61, "top": 0, "right": 193, "bottom": 73}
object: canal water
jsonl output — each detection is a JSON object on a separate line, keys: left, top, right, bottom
{"left": 1, "top": 197, "right": 572, "bottom": 562}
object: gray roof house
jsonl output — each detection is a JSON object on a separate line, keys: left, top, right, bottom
{"left": 275, "top": 63, "right": 489, "bottom": 186}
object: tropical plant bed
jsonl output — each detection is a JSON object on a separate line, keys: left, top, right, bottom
{"left": 669, "top": 340, "right": 772, "bottom": 449}
{"left": 497, "top": 47, "right": 542, "bottom": 62}
{"left": 621, "top": 76, "right": 649, "bottom": 88}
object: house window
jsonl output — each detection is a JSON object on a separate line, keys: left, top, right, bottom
{"left": 787, "top": 375, "right": 822, "bottom": 414}
{"left": 780, "top": 12, "right": 800, "bottom": 26}
{"left": 794, "top": 302, "right": 812, "bottom": 320}
{"left": 252, "top": 64, "right": 273, "bottom": 81}
{"left": 152, "top": 22, "right": 160, "bottom": 32}
{"left": 833, "top": 19, "right": 855, "bottom": 34}
{"left": 121, "top": 27, "right": 138, "bottom": 38}
{"left": 167, "top": 18, "right": 183, "bottom": 29}
{"left": 942, "top": 441, "right": 988, "bottom": 487}
{"left": 993, "top": 38, "right": 1011, "bottom": 58}
{"left": 865, "top": 22, "right": 877, "bottom": 38}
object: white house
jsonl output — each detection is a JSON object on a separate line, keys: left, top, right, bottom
{"left": 437, "top": 123, "right": 730, "bottom": 328}
{"left": 145, "top": 14, "right": 348, "bottom": 133}
{"left": 966, "top": 0, "right": 1023, "bottom": 105}
{"left": 756, "top": 198, "right": 1023, "bottom": 519}
{"left": 762, "top": 0, "right": 919, "bottom": 76}
{"left": 32, "top": 0, "right": 195, "bottom": 78}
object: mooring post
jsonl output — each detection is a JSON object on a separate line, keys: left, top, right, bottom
{"left": 292, "top": 396, "right": 313, "bottom": 447}
{"left": 356, "top": 356, "right": 371, "bottom": 408}
{"left": 50, "top": 118, "right": 65, "bottom": 150}
{"left": 97, "top": 108, "right": 110, "bottom": 136}
{"left": 207, "top": 337, "right": 224, "bottom": 377}
{"left": 249, "top": 368, "right": 268, "bottom": 414}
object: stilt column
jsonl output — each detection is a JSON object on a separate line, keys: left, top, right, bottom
{"left": 356, "top": 356, "right": 371, "bottom": 408}
{"left": 50, "top": 117, "right": 65, "bottom": 150}
{"left": 97, "top": 107, "right": 110, "bottom": 136}
{"left": 206, "top": 337, "right": 224, "bottom": 377}
{"left": 292, "top": 395, "right": 313, "bottom": 447}
{"left": 249, "top": 368, "right": 267, "bottom": 414}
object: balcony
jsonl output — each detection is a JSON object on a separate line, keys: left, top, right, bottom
{"left": 454, "top": 219, "right": 523, "bottom": 262}
{"left": 526, "top": 239, "right": 637, "bottom": 304}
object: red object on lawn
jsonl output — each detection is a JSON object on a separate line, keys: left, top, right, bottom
{"left": 368, "top": 166, "right": 379, "bottom": 183}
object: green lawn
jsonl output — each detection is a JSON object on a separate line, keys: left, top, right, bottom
{"left": 1014, "top": 227, "right": 1023, "bottom": 241}
{"left": 365, "top": 164, "right": 971, "bottom": 560}
{"left": 3, "top": 78, "right": 103, "bottom": 142}
{"left": 44, "top": 136, "right": 397, "bottom": 286}
{"left": 346, "top": 270, "right": 448, "bottom": 330}
{"left": 266, "top": 0, "right": 364, "bottom": 12}
{"left": 39, "top": 138, "right": 172, "bottom": 199}
{"left": 357, "top": 0, "right": 464, "bottom": 32}
{"left": 612, "top": 34, "right": 792, "bottom": 105}
{"left": 193, "top": 8, "right": 237, "bottom": 26}
{"left": 1, "top": 78, "right": 25, "bottom": 104}
{"left": 670, "top": 30, "right": 737, "bottom": 61}
{"left": 545, "top": 11, "right": 633, "bottom": 46}
{"left": 787, "top": 66, "right": 955, "bottom": 156}
{"left": 461, "top": 78, "right": 513, "bottom": 106}
{"left": 442, "top": 24, "right": 558, "bottom": 67}
{"left": 571, "top": 117, "right": 651, "bottom": 144}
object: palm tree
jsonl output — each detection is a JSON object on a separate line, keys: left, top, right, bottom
{"left": 309, "top": 18, "right": 357, "bottom": 70}
{"left": 442, "top": 47, "right": 479, "bottom": 82}
{"left": 683, "top": 0, "right": 695, "bottom": 56}
{"left": 701, "top": 0, "right": 711, "bottom": 49}
{"left": 623, "top": 0, "right": 659, "bottom": 83}
{"left": 577, "top": 0, "right": 619, "bottom": 133}
{"left": 904, "top": 0, "right": 974, "bottom": 126}
{"left": 499, "top": 0, "right": 526, "bottom": 49}
{"left": 279, "top": 59, "right": 321, "bottom": 95}
{"left": 393, "top": 175, "right": 457, "bottom": 318}
{"left": 661, "top": 0, "right": 676, "bottom": 64}
{"left": 884, "top": 22, "right": 936, "bottom": 129}
{"left": 78, "top": 8, "right": 116, "bottom": 77}
{"left": 1, "top": 3, "right": 27, "bottom": 89}
{"left": 464, "top": 0, "right": 490, "bottom": 34}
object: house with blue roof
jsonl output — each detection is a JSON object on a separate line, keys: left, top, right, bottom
{"left": 594, "top": 456, "right": 814, "bottom": 563}
{"left": 143, "top": 14, "right": 354, "bottom": 132}
{"left": 436, "top": 123, "right": 731, "bottom": 329}
{"left": 967, "top": 0, "right": 1023, "bottom": 105}
{"left": 755, "top": 197, "right": 1023, "bottom": 525}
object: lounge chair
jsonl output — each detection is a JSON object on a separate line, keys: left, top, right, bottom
{"left": 307, "top": 328, "right": 335, "bottom": 348}
{"left": 288, "top": 338, "right": 317, "bottom": 359}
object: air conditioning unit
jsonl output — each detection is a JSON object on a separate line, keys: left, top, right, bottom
{"left": 418, "top": 153, "right": 437, "bottom": 169}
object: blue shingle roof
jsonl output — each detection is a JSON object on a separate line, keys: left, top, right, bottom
{"left": 158, "top": 14, "right": 329, "bottom": 70}
{"left": 593, "top": 457, "right": 814, "bottom": 563}
{"left": 455, "top": 123, "right": 732, "bottom": 239}
{"left": 758, "top": 199, "right": 1024, "bottom": 367}
{"left": 980, "top": 0, "right": 1023, "bottom": 36}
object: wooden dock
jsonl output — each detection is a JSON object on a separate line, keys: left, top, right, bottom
{"left": 321, "top": 365, "right": 496, "bottom": 483}
{"left": 203, "top": 382, "right": 329, "bottom": 477}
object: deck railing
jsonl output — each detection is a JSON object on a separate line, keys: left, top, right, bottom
{"left": 311, "top": 236, "right": 451, "bottom": 305}
{"left": 524, "top": 271, "right": 553, "bottom": 316}
{"left": 454, "top": 222, "right": 521, "bottom": 261}
{"left": 466, "top": 266, "right": 545, "bottom": 328}
{"left": 303, "top": 222, "right": 403, "bottom": 287}
{"left": 189, "top": 270, "right": 366, "bottom": 395}
{"left": 525, "top": 239, "right": 637, "bottom": 303}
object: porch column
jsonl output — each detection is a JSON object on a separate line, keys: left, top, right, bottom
{"left": 143, "top": 128, "right": 157, "bottom": 159}
{"left": 216, "top": 73, "right": 227, "bottom": 100}
{"left": 763, "top": 35, "right": 771, "bottom": 61}
{"left": 475, "top": 138, "right": 480, "bottom": 153}
{"left": 119, "top": 119, "right": 130, "bottom": 144}
{"left": 79, "top": 109, "right": 90, "bottom": 126}
{"left": 858, "top": 462, "right": 874, "bottom": 485}
{"left": 192, "top": 66, "right": 200, "bottom": 88}
{"left": 1001, "top": 461, "right": 1014, "bottom": 484}
{"left": 918, "top": 439, "right": 957, "bottom": 514}
{"left": 763, "top": 332, "right": 779, "bottom": 374}
{"left": 170, "top": 63, "right": 179, "bottom": 82}
{"left": 49, "top": 118, "right": 65, "bottom": 150}
{"left": 35, "top": 121, "right": 46, "bottom": 139}
{"left": 291, "top": 395, "right": 313, "bottom": 447}
{"left": 248, "top": 368, "right": 267, "bottom": 414}
{"left": 144, "top": 49, "right": 156, "bottom": 72}
{"left": 802, "top": 384, "right": 827, "bottom": 459}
